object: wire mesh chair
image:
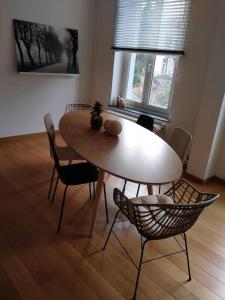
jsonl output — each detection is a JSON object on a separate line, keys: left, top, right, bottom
{"left": 65, "top": 103, "right": 92, "bottom": 113}
{"left": 123, "top": 114, "right": 154, "bottom": 196}
{"left": 103, "top": 179, "right": 219, "bottom": 300}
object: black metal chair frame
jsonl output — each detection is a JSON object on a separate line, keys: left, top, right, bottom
{"left": 51, "top": 170, "right": 109, "bottom": 225}
{"left": 123, "top": 114, "right": 154, "bottom": 196}
{"left": 47, "top": 132, "right": 109, "bottom": 233}
{"left": 48, "top": 164, "right": 93, "bottom": 201}
{"left": 49, "top": 165, "right": 94, "bottom": 201}
{"left": 57, "top": 103, "right": 100, "bottom": 211}
{"left": 103, "top": 179, "right": 219, "bottom": 300}
{"left": 44, "top": 113, "right": 87, "bottom": 201}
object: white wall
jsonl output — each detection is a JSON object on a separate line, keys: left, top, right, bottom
{"left": 90, "top": 0, "right": 114, "bottom": 108}
{"left": 166, "top": 0, "right": 220, "bottom": 135}
{"left": 91, "top": 0, "right": 225, "bottom": 180}
{"left": 187, "top": 1, "right": 225, "bottom": 180}
{"left": 205, "top": 95, "right": 225, "bottom": 179}
{"left": 0, "top": 0, "right": 97, "bottom": 137}
{"left": 215, "top": 123, "right": 225, "bottom": 179}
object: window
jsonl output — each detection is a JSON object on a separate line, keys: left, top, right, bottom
{"left": 122, "top": 52, "right": 178, "bottom": 117}
{"left": 111, "top": 0, "right": 192, "bottom": 118}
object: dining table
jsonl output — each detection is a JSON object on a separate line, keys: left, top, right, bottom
{"left": 59, "top": 110, "right": 183, "bottom": 236}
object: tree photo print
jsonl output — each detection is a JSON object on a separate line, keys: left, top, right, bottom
{"left": 13, "top": 19, "right": 79, "bottom": 74}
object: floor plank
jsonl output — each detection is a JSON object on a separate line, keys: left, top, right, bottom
{"left": 0, "top": 134, "right": 225, "bottom": 299}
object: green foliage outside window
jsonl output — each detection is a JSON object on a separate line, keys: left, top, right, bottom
{"left": 133, "top": 54, "right": 148, "bottom": 87}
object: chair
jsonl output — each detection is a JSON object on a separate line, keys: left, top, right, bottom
{"left": 45, "top": 122, "right": 108, "bottom": 233}
{"left": 123, "top": 114, "right": 154, "bottom": 196}
{"left": 65, "top": 104, "right": 109, "bottom": 221}
{"left": 169, "top": 127, "right": 192, "bottom": 163}
{"left": 159, "top": 127, "right": 192, "bottom": 193}
{"left": 136, "top": 114, "right": 154, "bottom": 131}
{"left": 103, "top": 179, "right": 219, "bottom": 299}
{"left": 65, "top": 103, "right": 92, "bottom": 113}
{"left": 44, "top": 113, "right": 87, "bottom": 200}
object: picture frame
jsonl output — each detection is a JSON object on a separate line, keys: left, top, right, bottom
{"left": 13, "top": 19, "right": 79, "bottom": 75}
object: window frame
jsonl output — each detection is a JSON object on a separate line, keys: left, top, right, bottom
{"left": 122, "top": 52, "right": 178, "bottom": 118}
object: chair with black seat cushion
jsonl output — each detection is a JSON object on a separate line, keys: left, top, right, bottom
{"left": 64, "top": 104, "right": 97, "bottom": 196}
{"left": 44, "top": 113, "right": 88, "bottom": 199}
{"left": 103, "top": 179, "right": 219, "bottom": 300}
{"left": 136, "top": 114, "right": 154, "bottom": 131}
{"left": 65, "top": 104, "right": 110, "bottom": 220}
{"left": 45, "top": 115, "right": 108, "bottom": 232}
{"left": 123, "top": 114, "right": 154, "bottom": 196}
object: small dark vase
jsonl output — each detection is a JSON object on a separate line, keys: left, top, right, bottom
{"left": 90, "top": 114, "right": 103, "bottom": 129}
{"left": 90, "top": 101, "right": 103, "bottom": 129}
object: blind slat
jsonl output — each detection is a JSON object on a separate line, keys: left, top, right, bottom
{"left": 113, "top": 0, "right": 192, "bottom": 53}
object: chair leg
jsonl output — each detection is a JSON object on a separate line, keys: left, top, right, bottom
{"left": 159, "top": 185, "right": 161, "bottom": 194}
{"left": 48, "top": 166, "right": 55, "bottom": 199}
{"left": 132, "top": 239, "right": 148, "bottom": 300}
{"left": 172, "top": 181, "right": 176, "bottom": 199}
{"left": 103, "top": 182, "right": 109, "bottom": 223}
{"left": 93, "top": 182, "right": 96, "bottom": 198}
{"left": 136, "top": 184, "right": 141, "bottom": 197}
{"left": 57, "top": 185, "right": 68, "bottom": 233}
{"left": 51, "top": 176, "right": 59, "bottom": 204}
{"left": 89, "top": 182, "right": 92, "bottom": 199}
{"left": 122, "top": 180, "right": 127, "bottom": 193}
{"left": 102, "top": 209, "right": 120, "bottom": 250}
{"left": 184, "top": 233, "right": 191, "bottom": 281}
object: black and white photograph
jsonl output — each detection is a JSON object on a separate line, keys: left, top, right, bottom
{"left": 13, "top": 19, "right": 79, "bottom": 74}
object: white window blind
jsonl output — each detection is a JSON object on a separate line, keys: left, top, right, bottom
{"left": 112, "top": 0, "right": 192, "bottom": 55}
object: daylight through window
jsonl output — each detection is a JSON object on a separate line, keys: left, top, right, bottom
{"left": 123, "top": 53, "right": 177, "bottom": 117}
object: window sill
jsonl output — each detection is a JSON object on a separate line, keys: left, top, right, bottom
{"left": 107, "top": 105, "right": 169, "bottom": 124}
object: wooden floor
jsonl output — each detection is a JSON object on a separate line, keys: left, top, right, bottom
{"left": 0, "top": 134, "right": 225, "bottom": 300}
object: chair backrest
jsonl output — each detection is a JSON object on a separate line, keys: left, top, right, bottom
{"left": 44, "top": 113, "right": 56, "bottom": 143}
{"left": 44, "top": 113, "right": 61, "bottom": 169}
{"left": 65, "top": 103, "right": 92, "bottom": 113}
{"left": 44, "top": 115, "right": 61, "bottom": 174}
{"left": 136, "top": 114, "right": 154, "bottom": 132}
{"left": 113, "top": 179, "right": 219, "bottom": 240}
{"left": 169, "top": 127, "right": 192, "bottom": 163}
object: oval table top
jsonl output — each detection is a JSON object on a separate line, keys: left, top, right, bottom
{"left": 59, "top": 111, "right": 182, "bottom": 185}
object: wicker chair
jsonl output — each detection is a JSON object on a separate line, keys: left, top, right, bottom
{"left": 65, "top": 103, "right": 92, "bottom": 113}
{"left": 103, "top": 179, "right": 219, "bottom": 300}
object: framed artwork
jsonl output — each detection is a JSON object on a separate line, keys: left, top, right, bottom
{"left": 13, "top": 19, "right": 79, "bottom": 75}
